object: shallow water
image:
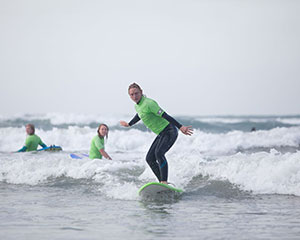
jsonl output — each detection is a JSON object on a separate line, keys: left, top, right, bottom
{"left": 1, "top": 180, "right": 300, "bottom": 240}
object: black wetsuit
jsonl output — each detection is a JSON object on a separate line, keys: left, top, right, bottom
{"left": 129, "top": 112, "right": 182, "bottom": 182}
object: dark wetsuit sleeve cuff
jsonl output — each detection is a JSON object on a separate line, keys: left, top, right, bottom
{"left": 128, "top": 114, "right": 141, "bottom": 126}
{"left": 18, "top": 146, "right": 27, "bottom": 152}
{"left": 40, "top": 143, "right": 47, "bottom": 148}
{"left": 162, "top": 112, "right": 182, "bottom": 129}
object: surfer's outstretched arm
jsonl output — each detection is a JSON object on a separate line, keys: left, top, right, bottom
{"left": 120, "top": 114, "right": 141, "bottom": 127}
{"left": 161, "top": 112, "right": 193, "bottom": 136}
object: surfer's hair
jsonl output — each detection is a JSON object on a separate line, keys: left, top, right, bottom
{"left": 128, "top": 83, "right": 142, "bottom": 93}
{"left": 26, "top": 124, "right": 35, "bottom": 135}
{"left": 97, "top": 123, "right": 109, "bottom": 139}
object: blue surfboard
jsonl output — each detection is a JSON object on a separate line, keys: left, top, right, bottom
{"left": 70, "top": 153, "right": 89, "bottom": 159}
{"left": 38, "top": 145, "right": 62, "bottom": 152}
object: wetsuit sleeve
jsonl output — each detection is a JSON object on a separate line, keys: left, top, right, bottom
{"left": 40, "top": 143, "right": 47, "bottom": 148}
{"left": 162, "top": 112, "right": 182, "bottom": 129}
{"left": 17, "top": 146, "right": 27, "bottom": 152}
{"left": 39, "top": 137, "right": 47, "bottom": 148}
{"left": 128, "top": 114, "right": 141, "bottom": 126}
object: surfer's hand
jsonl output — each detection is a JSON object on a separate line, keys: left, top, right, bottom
{"left": 180, "top": 126, "right": 193, "bottom": 136}
{"left": 120, "top": 121, "right": 129, "bottom": 127}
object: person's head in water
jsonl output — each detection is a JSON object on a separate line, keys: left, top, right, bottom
{"left": 128, "top": 83, "right": 143, "bottom": 104}
{"left": 97, "top": 124, "right": 109, "bottom": 139}
{"left": 26, "top": 124, "right": 35, "bottom": 135}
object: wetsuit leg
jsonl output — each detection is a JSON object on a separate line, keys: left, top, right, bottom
{"left": 146, "top": 136, "right": 162, "bottom": 181}
{"left": 155, "top": 124, "right": 178, "bottom": 182}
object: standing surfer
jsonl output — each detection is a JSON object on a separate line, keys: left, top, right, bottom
{"left": 120, "top": 83, "right": 193, "bottom": 184}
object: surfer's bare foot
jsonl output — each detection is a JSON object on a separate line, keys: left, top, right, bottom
{"left": 160, "top": 181, "right": 168, "bottom": 185}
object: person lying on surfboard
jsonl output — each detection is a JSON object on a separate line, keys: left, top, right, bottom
{"left": 120, "top": 83, "right": 193, "bottom": 184}
{"left": 89, "top": 123, "right": 112, "bottom": 160}
{"left": 17, "top": 124, "right": 47, "bottom": 152}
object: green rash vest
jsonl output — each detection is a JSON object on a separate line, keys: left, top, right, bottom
{"left": 25, "top": 134, "right": 45, "bottom": 152}
{"left": 89, "top": 135, "right": 105, "bottom": 159}
{"left": 135, "top": 96, "right": 169, "bottom": 135}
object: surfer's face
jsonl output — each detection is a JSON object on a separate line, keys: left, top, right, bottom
{"left": 129, "top": 88, "right": 142, "bottom": 103}
{"left": 26, "top": 125, "right": 34, "bottom": 135}
{"left": 98, "top": 125, "right": 108, "bottom": 138}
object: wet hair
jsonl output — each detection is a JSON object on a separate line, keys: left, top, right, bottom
{"left": 26, "top": 124, "right": 35, "bottom": 135}
{"left": 97, "top": 123, "right": 109, "bottom": 139}
{"left": 128, "top": 83, "right": 142, "bottom": 94}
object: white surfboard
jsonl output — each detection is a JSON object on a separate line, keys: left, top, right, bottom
{"left": 138, "top": 182, "right": 183, "bottom": 200}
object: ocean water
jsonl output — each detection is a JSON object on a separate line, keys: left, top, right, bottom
{"left": 1, "top": 113, "right": 300, "bottom": 239}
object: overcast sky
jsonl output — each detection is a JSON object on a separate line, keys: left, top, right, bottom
{"left": 1, "top": 0, "right": 299, "bottom": 116}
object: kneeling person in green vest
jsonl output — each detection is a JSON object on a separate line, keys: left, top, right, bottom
{"left": 18, "top": 124, "right": 47, "bottom": 152}
{"left": 89, "top": 124, "right": 112, "bottom": 160}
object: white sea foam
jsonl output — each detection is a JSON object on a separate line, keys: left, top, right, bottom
{"left": 1, "top": 113, "right": 299, "bottom": 127}
{"left": 0, "top": 113, "right": 46, "bottom": 121}
{"left": 196, "top": 117, "right": 250, "bottom": 124}
{"left": 276, "top": 118, "right": 300, "bottom": 125}
{"left": 1, "top": 121, "right": 300, "bottom": 198}
{"left": 198, "top": 150, "right": 300, "bottom": 196}
{"left": 0, "top": 112, "right": 132, "bottom": 126}
{"left": 196, "top": 117, "right": 272, "bottom": 124}
{"left": 0, "top": 152, "right": 142, "bottom": 185}
{"left": 101, "top": 182, "right": 140, "bottom": 201}
{"left": 1, "top": 126, "right": 300, "bottom": 153}
{"left": 142, "top": 148, "right": 300, "bottom": 196}
{"left": 45, "top": 112, "right": 130, "bottom": 125}
{"left": 2, "top": 148, "right": 300, "bottom": 197}
{"left": 174, "top": 127, "right": 300, "bottom": 157}
{"left": 1, "top": 147, "right": 300, "bottom": 197}
{"left": 196, "top": 117, "right": 300, "bottom": 125}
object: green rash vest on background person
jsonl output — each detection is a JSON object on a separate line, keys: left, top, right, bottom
{"left": 25, "top": 134, "right": 45, "bottom": 151}
{"left": 89, "top": 136, "right": 105, "bottom": 159}
{"left": 135, "top": 96, "right": 169, "bottom": 135}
